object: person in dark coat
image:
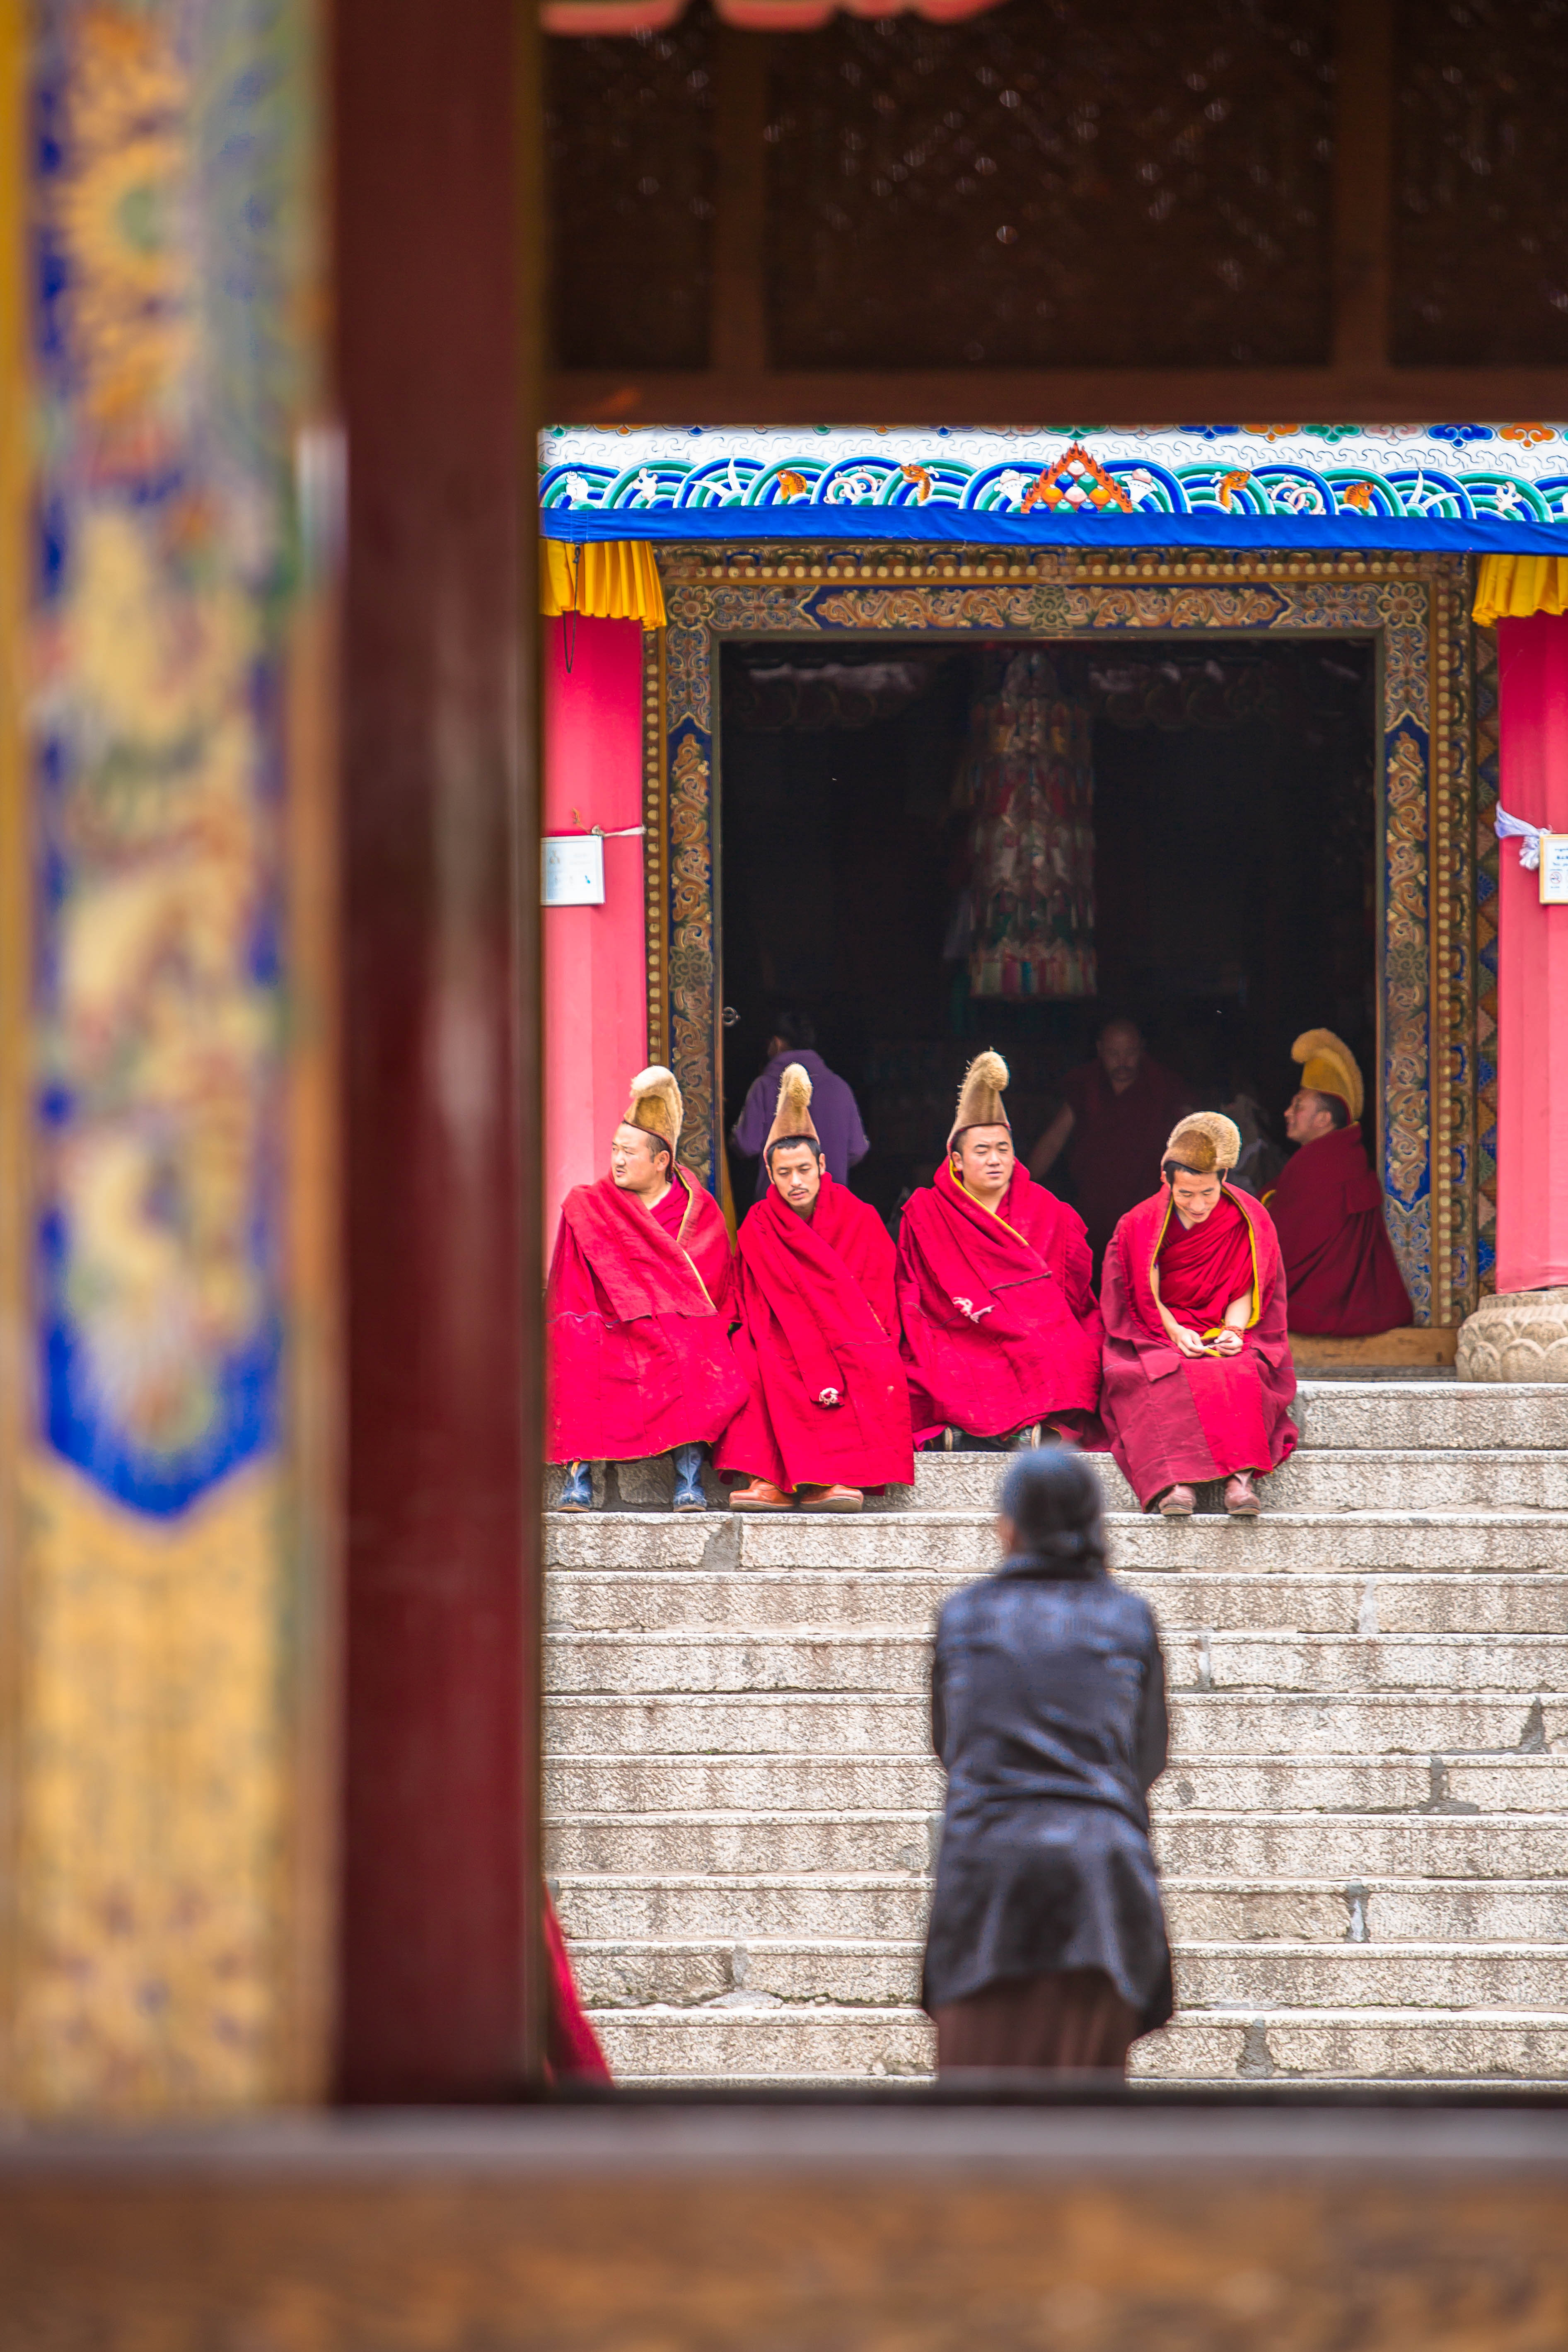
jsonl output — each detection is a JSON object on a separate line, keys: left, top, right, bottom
{"left": 922, "top": 1446, "right": 1173, "bottom": 2073}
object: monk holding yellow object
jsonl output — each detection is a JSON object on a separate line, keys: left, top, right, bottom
{"left": 1099, "top": 1113, "right": 1297, "bottom": 1519}
{"left": 1268, "top": 1029, "right": 1413, "bottom": 1339}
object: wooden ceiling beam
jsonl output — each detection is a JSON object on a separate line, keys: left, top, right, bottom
{"left": 546, "top": 367, "right": 1568, "bottom": 428}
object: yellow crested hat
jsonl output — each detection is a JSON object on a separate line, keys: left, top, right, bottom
{"left": 1292, "top": 1028, "right": 1363, "bottom": 1123}
{"left": 623, "top": 1065, "right": 682, "bottom": 1148}
{"left": 765, "top": 1061, "right": 819, "bottom": 1153}
{"left": 948, "top": 1049, "right": 1009, "bottom": 1150}
{"left": 1164, "top": 1112, "right": 1241, "bottom": 1175}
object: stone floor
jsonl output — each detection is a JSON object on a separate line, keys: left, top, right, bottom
{"left": 545, "top": 1382, "right": 1568, "bottom": 2085}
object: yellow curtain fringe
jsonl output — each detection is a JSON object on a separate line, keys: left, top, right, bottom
{"left": 541, "top": 538, "right": 666, "bottom": 628}
{"left": 1473, "top": 553, "right": 1568, "bottom": 628}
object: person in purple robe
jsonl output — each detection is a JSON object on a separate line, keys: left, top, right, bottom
{"left": 731, "top": 1012, "right": 870, "bottom": 1201}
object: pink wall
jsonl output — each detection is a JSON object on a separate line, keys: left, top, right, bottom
{"left": 1496, "top": 613, "right": 1568, "bottom": 1293}
{"left": 544, "top": 616, "right": 647, "bottom": 1242}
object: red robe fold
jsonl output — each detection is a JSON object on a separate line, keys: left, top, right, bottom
{"left": 896, "top": 1160, "right": 1103, "bottom": 1444}
{"left": 715, "top": 1172, "right": 914, "bottom": 1493}
{"left": 1100, "top": 1186, "right": 1298, "bottom": 1509}
{"left": 1268, "top": 1123, "right": 1414, "bottom": 1338}
{"left": 546, "top": 1169, "right": 746, "bottom": 1463}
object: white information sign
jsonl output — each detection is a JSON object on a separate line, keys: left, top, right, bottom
{"left": 1540, "top": 833, "right": 1568, "bottom": 905}
{"left": 542, "top": 833, "right": 605, "bottom": 906}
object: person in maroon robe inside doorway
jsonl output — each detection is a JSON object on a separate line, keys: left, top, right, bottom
{"left": 1267, "top": 1029, "right": 1413, "bottom": 1339}
{"left": 546, "top": 1065, "right": 746, "bottom": 1512}
{"left": 898, "top": 1048, "right": 1102, "bottom": 1449}
{"left": 1030, "top": 1018, "right": 1190, "bottom": 1273}
{"left": 1101, "top": 1113, "right": 1297, "bottom": 1517}
{"left": 718, "top": 1063, "right": 913, "bottom": 1514}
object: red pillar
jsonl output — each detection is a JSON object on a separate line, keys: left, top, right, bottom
{"left": 543, "top": 617, "right": 647, "bottom": 1242}
{"left": 1496, "top": 614, "right": 1568, "bottom": 1294}
{"left": 334, "top": 0, "right": 541, "bottom": 2096}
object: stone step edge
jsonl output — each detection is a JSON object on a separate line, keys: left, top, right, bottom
{"left": 588, "top": 2003, "right": 1568, "bottom": 2026}
{"left": 548, "top": 1505, "right": 1568, "bottom": 1528}
{"left": 556, "top": 1872, "right": 1568, "bottom": 1893}
{"left": 553, "top": 1630, "right": 1568, "bottom": 1649}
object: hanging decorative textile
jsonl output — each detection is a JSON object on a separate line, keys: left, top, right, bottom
{"left": 1473, "top": 554, "right": 1568, "bottom": 628}
{"left": 541, "top": 538, "right": 667, "bottom": 628}
{"left": 542, "top": 0, "right": 1001, "bottom": 31}
{"left": 958, "top": 650, "right": 1096, "bottom": 1000}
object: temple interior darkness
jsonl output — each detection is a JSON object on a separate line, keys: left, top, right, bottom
{"left": 719, "top": 634, "right": 1377, "bottom": 1224}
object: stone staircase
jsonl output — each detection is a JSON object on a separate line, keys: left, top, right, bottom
{"left": 546, "top": 1381, "right": 1568, "bottom": 2085}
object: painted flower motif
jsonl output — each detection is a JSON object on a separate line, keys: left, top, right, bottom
{"left": 1242, "top": 424, "right": 1301, "bottom": 441}
{"left": 1302, "top": 424, "right": 1361, "bottom": 443}
{"left": 1179, "top": 425, "right": 1241, "bottom": 439}
{"left": 1499, "top": 423, "right": 1557, "bottom": 446}
{"left": 1429, "top": 423, "right": 1494, "bottom": 445}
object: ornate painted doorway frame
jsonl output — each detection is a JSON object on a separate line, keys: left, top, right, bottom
{"left": 643, "top": 543, "right": 1488, "bottom": 1327}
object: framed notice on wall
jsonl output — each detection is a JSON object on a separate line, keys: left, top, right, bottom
{"left": 1539, "top": 833, "right": 1568, "bottom": 904}
{"left": 543, "top": 834, "right": 605, "bottom": 906}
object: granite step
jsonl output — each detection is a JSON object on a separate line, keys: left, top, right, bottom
{"left": 548, "top": 1569, "right": 1568, "bottom": 1637}
{"left": 587, "top": 2005, "right": 1568, "bottom": 2085}
{"left": 547, "top": 1628, "right": 1568, "bottom": 1697}
{"left": 547, "top": 1689, "right": 1568, "bottom": 1756}
{"left": 551, "top": 1809, "right": 1568, "bottom": 1881}
{"left": 554, "top": 1873, "right": 1568, "bottom": 1945}
{"left": 546, "top": 1747, "right": 1568, "bottom": 1821}
{"left": 548, "top": 1509, "right": 1568, "bottom": 1576}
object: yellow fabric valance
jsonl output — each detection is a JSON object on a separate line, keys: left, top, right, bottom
{"left": 541, "top": 539, "right": 667, "bottom": 629}
{"left": 1473, "top": 554, "right": 1568, "bottom": 628}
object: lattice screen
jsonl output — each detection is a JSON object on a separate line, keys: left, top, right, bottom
{"left": 1392, "top": 0, "right": 1568, "bottom": 366}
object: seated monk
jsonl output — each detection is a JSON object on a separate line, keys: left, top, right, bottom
{"left": 897, "top": 1048, "right": 1102, "bottom": 1450}
{"left": 718, "top": 1063, "right": 913, "bottom": 1514}
{"left": 1268, "top": 1029, "right": 1413, "bottom": 1339}
{"left": 546, "top": 1065, "right": 746, "bottom": 1512}
{"left": 1100, "top": 1113, "right": 1297, "bottom": 1519}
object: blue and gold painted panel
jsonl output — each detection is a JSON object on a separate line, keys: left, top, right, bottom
{"left": 4, "top": 0, "right": 332, "bottom": 2116}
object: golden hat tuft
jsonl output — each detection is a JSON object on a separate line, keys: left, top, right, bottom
{"left": 1292, "top": 1027, "right": 1363, "bottom": 1124}
{"left": 1164, "top": 1112, "right": 1242, "bottom": 1175}
{"left": 765, "top": 1061, "right": 819, "bottom": 1153}
{"left": 623, "top": 1065, "right": 682, "bottom": 1148}
{"left": 948, "top": 1049, "right": 1010, "bottom": 1150}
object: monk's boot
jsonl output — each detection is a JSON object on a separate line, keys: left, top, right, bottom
{"left": 1225, "top": 1472, "right": 1262, "bottom": 1518}
{"left": 1157, "top": 1484, "right": 1196, "bottom": 1517}
{"left": 798, "top": 1484, "right": 864, "bottom": 1514}
{"left": 730, "top": 1478, "right": 795, "bottom": 1512}
{"left": 559, "top": 1461, "right": 595, "bottom": 1512}
{"left": 671, "top": 1444, "right": 708, "bottom": 1512}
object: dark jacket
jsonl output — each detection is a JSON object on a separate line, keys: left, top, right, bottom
{"left": 921, "top": 1550, "right": 1173, "bottom": 2033}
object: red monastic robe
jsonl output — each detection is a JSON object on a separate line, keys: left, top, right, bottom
{"left": 715, "top": 1173, "right": 914, "bottom": 1493}
{"left": 544, "top": 1890, "right": 611, "bottom": 2084}
{"left": 1268, "top": 1123, "right": 1414, "bottom": 1338}
{"left": 1100, "top": 1186, "right": 1298, "bottom": 1509}
{"left": 546, "top": 1169, "right": 745, "bottom": 1463}
{"left": 1062, "top": 1056, "right": 1190, "bottom": 1266}
{"left": 896, "top": 1160, "right": 1103, "bottom": 1444}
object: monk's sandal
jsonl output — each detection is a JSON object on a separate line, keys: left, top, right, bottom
{"left": 798, "top": 1484, "right": 864, "bottom": 1514}
{"left": 1225, "top": 1474, "right": 1262, "bottom": 1517}
{"left": 1158, "top": 1485, "right": 1196, "bottom": 1517}
{"left": 730, "top": 1478, "right": 794, "bottom": 1512}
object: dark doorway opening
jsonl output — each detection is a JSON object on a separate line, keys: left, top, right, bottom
{"left": 718, "top": 636, "right": 1377, "bottom": 1229}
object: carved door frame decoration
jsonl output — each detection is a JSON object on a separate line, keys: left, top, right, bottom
{"left": 644, "top": 543, "right": 1477, "bottom": 1328}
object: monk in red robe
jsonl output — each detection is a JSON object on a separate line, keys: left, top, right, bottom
{"left": 1030, "top": 1018, "right": 1190, "bottom": 1273}
{"left": 1268, "top": 1028, "right": 1413, "bottom": 1339}
{"left": 547, "top": 1065, "right": 745, "bottom": 1512}
{"left": 1101, "top": 1113, "right": 1297, "bottom": 1517}
{"left": 718, "top": 1063, "right": 913, "bottom": 1513}
{"left": 898, "top": 1048, "right": 1102, "bottom": 1449}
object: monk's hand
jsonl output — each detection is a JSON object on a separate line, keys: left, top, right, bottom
{"left": 817, "top": 1387, "right": 841, "bottom": 1408}
{"left": 1172, "top": 1325, "right": 1208, "bottom": 1358}
{"left": 1210, "top": 1327, "right": 1244, "bottom": 1357}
